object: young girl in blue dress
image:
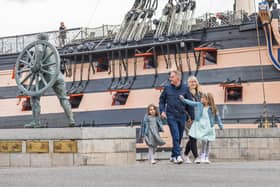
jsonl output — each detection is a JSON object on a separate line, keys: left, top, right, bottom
{"left": 140, "top": 104, "right": 166, "bottom": 164}
{"left": 179, "top": 93, "right": 223, "bottom": 163}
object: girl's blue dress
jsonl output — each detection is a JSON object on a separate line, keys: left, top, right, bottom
{"left": 189, "top": 107, "right": 216, "bottom": 141}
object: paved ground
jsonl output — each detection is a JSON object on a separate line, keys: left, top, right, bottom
{"left": 0, "top": 161, "right": 280, "bottom": 187}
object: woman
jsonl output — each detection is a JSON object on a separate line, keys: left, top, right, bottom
{"left": 184, "top": 75, "right": 202, "bottom": 164}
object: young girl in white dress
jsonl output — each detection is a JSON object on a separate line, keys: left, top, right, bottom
{"left": 179, "top": 93, "right": 223, "bottom": 163}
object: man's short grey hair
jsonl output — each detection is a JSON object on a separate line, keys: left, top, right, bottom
{"left": 169, "top": 70, "right": 182, "bottom": 80}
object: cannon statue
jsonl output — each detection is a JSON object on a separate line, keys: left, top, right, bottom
{"left": 15, "top": 33, "right": 75, "bottom": 128}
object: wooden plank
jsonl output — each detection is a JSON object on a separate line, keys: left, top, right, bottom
{"left": 135, "top": 52, "right": 153, "bottom": 57}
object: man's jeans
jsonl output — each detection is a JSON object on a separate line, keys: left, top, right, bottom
{"left": 167, "top": 115, "right": 186, "bottom": 158}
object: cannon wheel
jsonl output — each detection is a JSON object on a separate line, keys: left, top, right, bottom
{"left": 15, "top": 40, "right": 60, "bottom": 97}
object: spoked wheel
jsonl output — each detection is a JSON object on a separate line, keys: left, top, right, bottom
{"left": 15, "top": 40, "right": 60, "bottom": 97}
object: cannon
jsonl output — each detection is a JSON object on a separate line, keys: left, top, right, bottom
{"left": 15, "top": 38, "right": 61, "bottom": 97}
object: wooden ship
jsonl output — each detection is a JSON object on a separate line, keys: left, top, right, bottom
{"left": 0, "top": 0, "right": 279, "bottom": 150}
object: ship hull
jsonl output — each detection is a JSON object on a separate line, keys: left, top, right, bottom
{"left": 0, "top": 24, "right": 279, "bottom": 130}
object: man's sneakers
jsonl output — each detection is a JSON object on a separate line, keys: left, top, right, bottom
{"left": 170, "top": 156, "right": 183, "bottom": 164}
{"left": 170, "top": 157, "right": 176, "bottom": 163}
{"left": 174, "top": 156, "right": 183, "bottom": 164}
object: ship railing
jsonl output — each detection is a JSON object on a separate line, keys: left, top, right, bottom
{"left": 0, "top": 24, "right": 120, "bottom": 55}
{"left": 191, "top": 10, "right": 256, "bottom": 31}
{"left": 70, "top": 25, "right": 120, "bottom": 43}
{"left": 221, "top": 116, "right": 280, "bottom": 128}
{"left": 73, "top": 116, "right": 280, "bottom": 128}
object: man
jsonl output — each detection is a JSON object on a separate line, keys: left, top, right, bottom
{"left": 24, "top": 33, "right": 75, "bottom": 128}
{"left": 59, "top": 22, "right": 67, "bottom": 47}
{"left": 159, "top": 70, "right": 194, "bottom": 164}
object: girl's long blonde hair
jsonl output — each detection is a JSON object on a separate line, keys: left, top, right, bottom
{"left": 188, "top": 76, "right": 202, "bottom": 96}
{"left": 202, "top": 92, "right": 218, "bottom": 115}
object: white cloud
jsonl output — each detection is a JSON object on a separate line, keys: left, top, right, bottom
{"left": 0, "top": 0, "right": 261, "bottom": 37}
{"left": 3, "top": 0, "right": 48, "bottom": 3}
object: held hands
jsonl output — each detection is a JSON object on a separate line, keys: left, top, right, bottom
{"left": 161, "top": 112, "right": 167, "bottom": 120}
{"left": 212, "top": 124, "right": 223, "bottom": 130}
{"left": 179, "top": 95, "right": 184, "bottom": 100}
{"left": 187, "top": 119, "right": 193, "bottom": 125}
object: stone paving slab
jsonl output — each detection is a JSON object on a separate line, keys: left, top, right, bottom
{"left": 0, "top": 161, "right": 279, "bottom": 187}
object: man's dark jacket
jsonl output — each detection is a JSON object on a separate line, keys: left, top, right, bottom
{"left": 159, "top": 83, "right": 194, "bottom": 120}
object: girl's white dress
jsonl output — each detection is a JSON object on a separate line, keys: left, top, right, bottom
{"left": 189, "top": 107, "right": 216, "bottom": 141}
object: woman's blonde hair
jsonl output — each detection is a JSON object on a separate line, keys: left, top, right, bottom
{"left": 188, "top": 76, "right": 202, "bottom": 96}
{"left": 202, "top": 92, "right": 218, "bottom": 115}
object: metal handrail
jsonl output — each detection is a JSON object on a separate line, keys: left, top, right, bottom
{"left": 74, "top": 116, "right": 280, "bottom": 128}
{"left": 0, "top": 25, "right": 119, "bottom": 55}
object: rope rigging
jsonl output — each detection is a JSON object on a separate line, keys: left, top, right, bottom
{"left": 80, "top": 55, "right": 95, "bottom": 93}
{"left": 109, "top": 50, "right": 131, "bottom": 90}
{"left": 151, "top": 47, "right": 158, "bottom": 87}
{"left": 184, "top": 42, "right": 192, "bottom": 76}
{"left": 66, "top": 56, "right": 77, "bottom": 94}
{"left": 108, "top": 51, "right": 116, "bottom": 89}
{"left": 154, "top": 0, "right": 196, "bottom": 40}
{"left": 114, "top": 0, "right": 158, "bottom": 44}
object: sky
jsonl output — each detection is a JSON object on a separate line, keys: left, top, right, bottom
{"left": 0, "top": 0, "right": 260, "bottom": 37}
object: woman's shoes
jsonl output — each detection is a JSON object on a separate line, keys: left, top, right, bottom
{"left": 184, "top": 156, "right": 192, "bottom": 164}
{"left": 183, "top": 155, "right": 202, "bottom": 164}
{"left": 194, "top": 157, "right": 201, "bottom": 164}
